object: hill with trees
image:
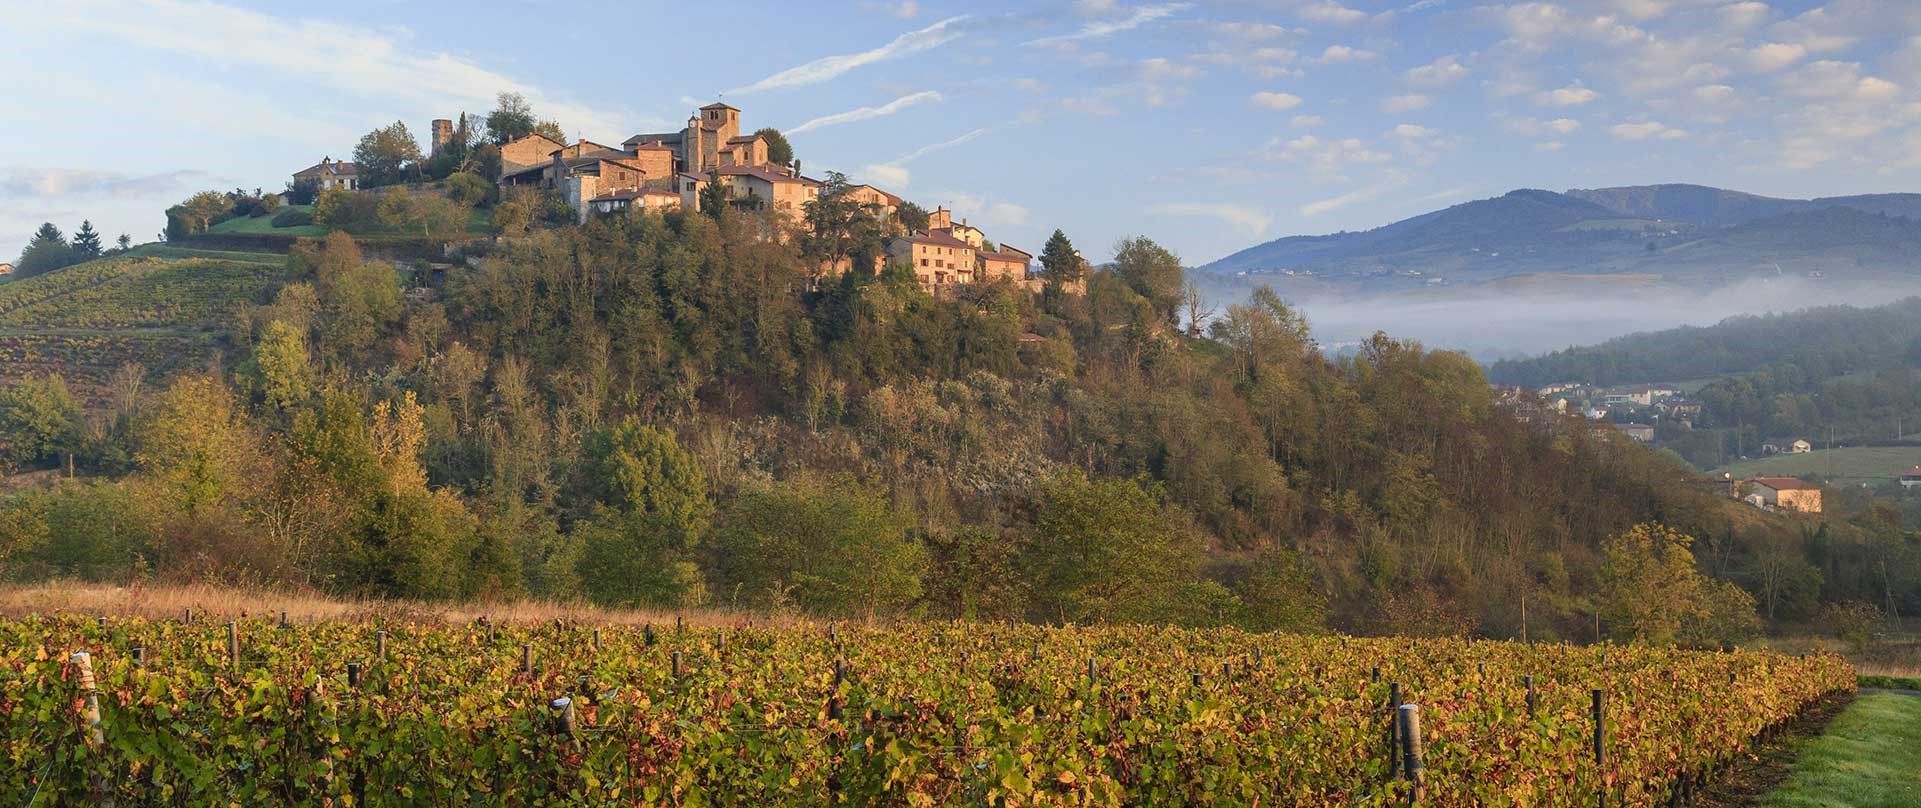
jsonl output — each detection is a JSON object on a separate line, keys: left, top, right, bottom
{"left": 1200, "top": 184, "right": 1921, "bottom": 294}
{"left": 0, "top": 197, "right": 1910, "bottom": 645}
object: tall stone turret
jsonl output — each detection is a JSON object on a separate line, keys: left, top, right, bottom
{"left": 430, "top": 119, "right": 454, "bottom": 156}
{"left": 683, "top": 114, "right": 705, "bottom": 175}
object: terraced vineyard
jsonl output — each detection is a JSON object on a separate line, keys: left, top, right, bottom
{"left": 0, "top": 250, "right": 285, "bottom": 397}
{"left": 1, "top": 614, "right": 1852, "bottom": 805}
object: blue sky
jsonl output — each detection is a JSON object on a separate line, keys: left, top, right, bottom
{"left": 4, "top": 0, "right": 1921, "bottom": 265}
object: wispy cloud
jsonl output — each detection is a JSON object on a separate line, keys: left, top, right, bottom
{"left": 862, "top": 127, "right": 996, "bottom": 188}
{"left": 1300, "top": 175, "right": 1409, "bottom": 216}
{"left": 730, "top": 16, "right": 971, "bottom": 94}
{"left": 1150, "top": 202, "right": 1274, "bottom": 235}
{"left": 25, "top": 0, "right": 635, "bottom": 138}
{"left": 789, "top": 91, "right": 943, "bottom": 134}
{"left": 1028, "top": 3, "right": 1191, "bottom": 46}
{"left": 0, "top": 166, "right": 210, "bottom": 199}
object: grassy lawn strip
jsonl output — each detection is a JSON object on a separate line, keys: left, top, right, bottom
{"left": 1762, "top": 693, "right": 1921, "bottom": 808}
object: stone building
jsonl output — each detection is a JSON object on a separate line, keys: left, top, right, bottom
{"left": 1747, "top": 477, "right": 1823, "bottom": 513}
{"left": 623, "top": 103, "right": 779, "bottom": 178}
{"left": 979, "top": 244, "right": 1032, "bottom": 283}
{"left": 292, "top": 157, "right": 360, "bottom": 191}
{"left": 888, "top": 230, "right": 977, "bottom": 288}
{"left": 430, "top": 119, "right": 454, "bottom": 155}
{"left": 498, "top": 133, "right": 567, "bottom": 179}
{"left": 589, "top": 188, "right": 681, "bottom": 216}
{"left": 678, "top": 165, "right": 821, "bottom": 224}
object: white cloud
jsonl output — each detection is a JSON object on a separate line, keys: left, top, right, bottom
{"left": 1693, "top": 84, "right": 1736, "bottom": 103}
{"left": 1298, "top": 0, "right": 1370, "bottom": 25}
{"left": 1205, "top": 21, "right": 1301, "bottom": 40}
{"left": 933, "top": 191, "right": 1031, "bottom": 227}
{"left": 1405, "top": 55, "right": 1469, "bottom": 87}
{"left": 15, "top": 0, "right": 635, "bottom": 139}
{"left": 0, "top": 166, "right": 209, "bottom": 200}
{"left": 1301, "top": 182, "right": 1393, "bottom": 215}
{"left": 1717, "top": 1, "right": 1772, "bottom": 28}
{"left": 1251, "top": 91, "right": 1305, "bottom": 111}
{"left": 788, "top": 91, "right": 941, "bottom": 134}
{"left": 861, "top": 127, "right": 996, "bottom": 188}
{"left": 1534, "top": 84, "right": 1601, "bottom": 106}
{"left": 1137, "top": 57, "right": 1202, "bottom": 81}
{"left": 731, "top": 16, "right": 971, "bottom": 94}
{"left": 1389, "top": 124, "right": 1437, "bottom": 139}
{"left": 1744, "top": 42, "right": 1806, "bottom": 73}
{"left": 1315, "top": 45, "right": 1378, "bottom": 64}
{"left": 1264, "top": 134, "right": 1392, "bottom": 178}
{"left": 1291, "top": 114, "right": 1326, "bottom": 128}
{"left": 1502, "top": 116, "right": 1582, "bottom": 137}
{"left": 1149, "top": 202, "right": 1274, "bottom": 236}
{"left": 1609, "top": 121, "right": 1689, "bottom": 140}
{"left": 1779, "top": 60, "right": 1903, "bottom": 102}
{"left": 1028, "top": 3, "right": 1191, "bottom": 46}
{"left": 1382, "top": 94, "right": 1430, "bottom": 112}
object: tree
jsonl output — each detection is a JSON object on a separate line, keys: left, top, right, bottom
{"left": 1596, "top": 523, "right": 1712, "bottom": 646}
{"left": 0, "top": 374, "right": 81, "bottom": 471}
{"left": 1112, "top": 236, "right": 1184, "bottom": 327}
{"left": 13, "top": 223, "right": 74, "bottom": 277}
{"left": 580, "top": 419, "right": 712, "bottom": 542}
{"left": 755, "top": 127, "right": 794, "bottom": 166}
{"left": 802, "top": 172, "right": 885, "bottom": 282}
{"left": 254, "top": 320, "right": 314, "bottom": 411}
{"left": 443, "top": 172, "right": 493, "bottom": 207}
{"left": 70, "top": 220, "right": 103, "bottom": 260}
{"left": 114, "top": 234, "right": 132, "bottom": 253}
{"left": 166, "top": 191, "right": 233, "bottom": 239}
{"left": 698, "top": 171, "right": 730, "bottom": 219}
{"left": 896, "top": 201, "right": 931, "bottom": 232}
{"left": 1180, "top": 280, "right": 1215, "bottom": 337}
{"left": 304, "top": 233, "right": 401, "bottom": 355}
{"left": 711, "top": 476, "right": 922, "bottom": 617}
{"left": 1040, "top": 229, "right": 1083, "bottom": 287}
{"left": 533, "top": 120, "right": 568, "bottom": 145}
{"left": 1019, "top": 470, "right": 1206, "bottom": 624}
{"left": 485, "top": 92, "right": 537, "bottom": 145}
{"left": 353, "top": 121, "right": 424, "bottom": 187}
{"left": 138, "top": 374, "right": 261, "bottom": 515}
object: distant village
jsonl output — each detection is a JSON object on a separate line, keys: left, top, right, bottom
{"left": 292, "top": 103, "right": 1065, "bottom": 296}
{"left": 1498, "top": 380, "right": 1921, "bottom": 516}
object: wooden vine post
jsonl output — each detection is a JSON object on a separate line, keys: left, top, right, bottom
{"left": 522, "top": 644, "right": 534, "bottom": 675}
{"left": 550, "top": 697, "right": 582, "bottom": 754}
{"left": 1387, "top": 682, "right": 1403, "bottom": 776}
{"left": 71, "top": 651, "right": 112, "bottom": 805}
{"left": 1525, "top": 675, "right": 1536, "bottom": 718}
{"left": 1593, "top": 688, "right": 1607, "bottom": 807}
{"left": 227, "top": 621, "right": 240, "bottom": 672}
{"left": 376, "top": 630, "right": 388, "bottom": 663}
{"left": 1398, "top": 703, "right": 1426, "bottom": 805}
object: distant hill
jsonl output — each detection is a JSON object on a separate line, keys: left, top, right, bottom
{"left": 1202, "top": 184, "right": 1921, "bottom": 293}
{"left": 1486, "top": 297, "right": 1921, "bottom": 388}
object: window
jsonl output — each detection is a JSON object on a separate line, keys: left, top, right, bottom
{"left": 920, "top": 259, "right": 929, "bottom": 267}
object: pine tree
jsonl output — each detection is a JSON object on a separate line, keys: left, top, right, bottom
{"left": 115, "top": 234, "right": 133, "bottom": 253}
{"left": 71, "top": 220, "right": 103, "bottom": 259}
{"left": 14, "top": 223, "right": 74, "bottom": 278}
{"left": 1040, "top": 229, "right": 1081, "bottom": 285}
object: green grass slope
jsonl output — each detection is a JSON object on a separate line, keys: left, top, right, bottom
{"left": 0, "top": 250, "right": 287, "bottom": 398}
{"left": 1713, "top": 447, "right": 1921, "bottom": 486}
{"left": 1763, "top": 693, "right": 1921, "bottom": 808}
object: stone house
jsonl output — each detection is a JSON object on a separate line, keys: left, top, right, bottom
{"left": 589, "top": 188, "right": 681, "bottom": 216}
{"left": 292, "top": 157, "right": 360, "bottom": 191}
{"left": 623, "top": 103, "right": 778, "bottom": 178}
{"left": 888, "top": 230, "right": 976, "bottom": 288}
{"left": 498, "top": 133, "right": 567, "bottom": 179}
{"left": 677, "top": 165, "right": 821, "bottom": 224}
{"left": 1901, "top": 466, "right": 1921, "bottom": 489}
{"left": 978, "top": 244, "right": 1032, "bottom": 283}
{"left": 1747, "top": 477, "right": 1822, "bottom": 513}
{"left": 0, "top": 263, "right": 13, "bottom": 276}
{"left": 1761, "top": 437, "right": 1812, "bottom": 455}
{"left": 845, "top": 184, "right": 903, "bottom": 222}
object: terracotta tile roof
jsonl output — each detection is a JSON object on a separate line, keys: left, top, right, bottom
{"left": 897, "top": 230, "right": 975, "bottom": 249}
{"left": 628, "top": 143, "right": 677, "bottom": 152}
{"left": 995, "top": 244, "right": 1033, "bottom": 260}
{"left": 623, "top": 132, "right": 684, "bottom": 147}
{"left": 294, "top": 160, "right": 359, "bottom": 177}
{"left": 1750, "top": 477, "right": 1820, "bottom": 491}
{"left": 980, "top": 250, "right": 1030, "bottom": 265}
{"left": 727, "top": 135, "right": 762, "bottom": 144}
{"left": 701, "top": 102, "right": 740, "bottom": 111}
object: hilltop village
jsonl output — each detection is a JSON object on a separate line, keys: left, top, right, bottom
{"left": 292, "top": 103, "right": 1065, "bottom": 295}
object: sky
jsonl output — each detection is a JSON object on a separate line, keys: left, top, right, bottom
{"left": 4, "top": 0, "right": 1921, "bottom": 266}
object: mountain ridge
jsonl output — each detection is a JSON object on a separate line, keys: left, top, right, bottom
{"left": 1201, "top": 184, "right": 1921, "bottom": 293}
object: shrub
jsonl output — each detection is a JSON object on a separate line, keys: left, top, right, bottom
{"left": 444, "top": 172, "right": 493, "bottom": 207}
{"left": 271, "top": 209, "right": 314, "bottom": 228}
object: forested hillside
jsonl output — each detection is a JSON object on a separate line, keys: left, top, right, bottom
{"left": 1488, "top": 299, "right": 1921, "bottom": 388}
{"left": 0, "top": 205, "right": 1909, "bottom": 642}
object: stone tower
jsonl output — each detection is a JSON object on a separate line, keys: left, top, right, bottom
{"left": 682, "top": 113, "right": 705, "bottom": 175}
{"left": 430, "top": 119, "right": 454, "bottom": 156}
